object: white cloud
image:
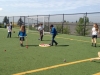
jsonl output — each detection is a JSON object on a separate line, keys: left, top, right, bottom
{"left": 3, "top": 0, "right": 100, "bottom": 11}
{"left": 0, "top": 0, "right": 100, "bottom": 16}
{"left": 0, "top": 8, "right": 2, "bottom": 11}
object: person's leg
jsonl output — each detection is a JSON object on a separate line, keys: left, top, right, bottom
{"left": 9, "top": 32, "right": 11, "bottom": 38}
{"left": 7, "top": 32, "right": 10, "bottom": 38}
{"left": 50, "top": 35, "right": 55, "bottom": 46}
{"left": 41, "top": 31, "right": 43, "bottom": 41}
{"left": 20, "top": 41, "right": 23, "bottom": 46}
{"left": 40, "top": 32, "right": 42, "bottom": 41}
{"left": 20, "top": 37, "right": 24, "bottom": 46}
{"left": 91, "top": 38, "right": 94, "bottom": 46}
{"left": 53, "top": 35, "right": 58, "bottom": 45}
{"left": 94, "top": 37, "right": 97, "bottom": 47}
{"left": 38, "top": 31, "right": 41, "bottom": 40}
{"left": 50, "top": 35, "right": 57, "bottom": 46}
{"left": 91, "top": 35, "right": 94, "bottom": 46}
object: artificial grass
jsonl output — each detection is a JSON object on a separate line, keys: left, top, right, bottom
{"left": 0, "top": 28, "right": 100, "bottom": 75}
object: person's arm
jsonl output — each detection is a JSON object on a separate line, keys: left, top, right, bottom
{"left": 24, "top": 31, "right": 27, "bottom": 37}
{"left": 18, "top": 31, "right": 20, "bottom": 37}
{"left": 51, "top": 28, "right": 54, "bottom": 35}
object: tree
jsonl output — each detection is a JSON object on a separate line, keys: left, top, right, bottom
{"left": 3, "top": 16, "right": 9, "bottom": 24}
{"left": 17, "top": 17, "right": 23, "bottom": 27}
{"left": 75, "top": 17, "right": 89, "bottom": 36}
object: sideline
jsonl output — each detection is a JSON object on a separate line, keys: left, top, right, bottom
{"left": 13, "top": 58, "right": 92, "bottom": 75}
{"left": 93, "top": 72, "right": 100, "bottom": 75}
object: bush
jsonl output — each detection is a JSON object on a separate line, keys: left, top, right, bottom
{"left": 56, "top": 25, "right": 62, "bottom": 33}
{"left": 56, "top": 25, "right": 70, "bottom": 34}
{"left": 0, "top": 23, "right": 4, "bottom": 28}
{"left": 75, "top": 17, "right": 90, "bottom": 36}
{"left": 63, "top": 26, "right": 70, "bottom": 34}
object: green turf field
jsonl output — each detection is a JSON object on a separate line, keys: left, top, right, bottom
{"left": 0, "top": 28, "right": 100, "bottom": 75}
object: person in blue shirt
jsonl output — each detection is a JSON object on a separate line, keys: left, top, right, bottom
{"left": 49, "top": 25, "right": 58, "bottom": 46}
{"left": 18, "top": 25, "right": 27, "bottom": 46}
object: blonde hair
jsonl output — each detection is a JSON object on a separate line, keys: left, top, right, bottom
{"left": 20, "top": 25, "right": 26, "bottom": 32}
{"left": 94, "top": 23, "right": 99, "bottom": 31}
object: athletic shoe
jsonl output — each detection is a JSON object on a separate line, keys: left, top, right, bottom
{"left": 55, "top": 43, "right": 58, "bottom": 46}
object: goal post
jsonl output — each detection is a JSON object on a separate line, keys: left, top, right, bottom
{"left": 26, "top": 16, "right": 50, "bottom": 35}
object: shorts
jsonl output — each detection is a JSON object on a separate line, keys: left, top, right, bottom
{"left": 92, "top": 35, "right": 97, "bottom": 39}
{"left": 40, "top": 31, "right": 43, "bottom": 35}
{"left": 20, "top": 37, "right": 25, "bottom": 41}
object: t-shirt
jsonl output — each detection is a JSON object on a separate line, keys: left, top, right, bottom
{"left": 92, "top": 27, "right": 98, "bottom": 35}
{"left": 38, "top": 26, "right": 43, "bottom": 31}
{"left": 18, "top": 31, "right": 27, "bottom": 37}
{"left": 10, "top": 23, "right": 12, "bottom": 30}
{"left": 7, "top": 26, "right": 11, "bottom": 32}
{"left": 51, "top": 27, "right": 57, "bottom": 35}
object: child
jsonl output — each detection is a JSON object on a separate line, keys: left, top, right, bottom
{"left": 91, "top": 23, "right": 99, "bottom": 47}
{"left": 10, "top": 22, "right": 12, "bottom": 30}
{"left": 90, "top": 52, "right": 100, "bottom": 61}
{"left": 7, "top": 24, "right": 12, "bottom": 38}
{"left": 49, "top": 25, "right": 58, "bottom": 46}
{"left": 18, "top": 25, "right": 27, "bottom": 47}
{"left": 38, "top": 24, "right": 44, "bottom": 41}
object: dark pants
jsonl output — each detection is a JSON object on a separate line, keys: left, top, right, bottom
{"left": 51, "top": 34, "right": 57, "bottom": 46}
{"left": 7, "top": 32, "right": 11, "bottom": 38}
{"left": 39, "top": 31, "right": 43, "bottom": 41}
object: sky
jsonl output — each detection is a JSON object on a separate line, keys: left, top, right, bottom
{"left": 0, "top": 0, "right": 100, "bottom": 16}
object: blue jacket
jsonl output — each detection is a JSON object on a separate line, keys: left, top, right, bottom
{"left": 18, "top": 31, "right": 27, "bottom": 37}
{"left": 51, "top": 27, "right": 57, "bottom": 35}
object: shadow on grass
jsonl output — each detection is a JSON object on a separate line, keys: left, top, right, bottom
{"left": 95, "top": 61, "right": 100, "bottom": 63}
{"left": 23, "top": 44, "right": 69, "bottom": 47}
{"left": 92, "top": 61, "right": 100, "bottom": 63}
{"left": 42, "top": 40, "right": 51, "bottom": 41}
{"left": 12, "top": 37, "right": 19, "bottom": 38}
{"left": 56, "top": 45, "right": 69, "bottom": 47}
{"left": 25, "top": 45, "right": 39, "bottom": 47}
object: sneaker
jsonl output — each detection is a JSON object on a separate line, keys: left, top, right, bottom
{"left": 49, "top": 44, "right": 53, "bottom": 46}
{"left": 20, "top": 44, "right": 23, "bottom": 47}
{"left": 55, "top": 43, "right": 58, "bottom": 46}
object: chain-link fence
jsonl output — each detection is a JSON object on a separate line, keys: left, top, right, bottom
{"left": 0, "top": 12, "right": 100, "bottom": 36}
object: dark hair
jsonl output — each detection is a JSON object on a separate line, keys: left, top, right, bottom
{"left": 50, "top": 25, "right": 53, "bottom": 27}
{"left": 40, "top": 23, "right": 43, "bottom": 25}
{"left": 94, "top": 23, "right": 99, "bottom": 31}
{"left": 20, "top": 25, "right": 26, "bottom": 32}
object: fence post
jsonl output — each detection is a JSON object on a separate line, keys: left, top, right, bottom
{"left": 48, "top": 15, "right": 50, "bottom": 32}
{"left": 24, "top": 16, "right": 25, "bottom": 25}
{"left": 84, "top": 12, "right": 87, "bottom": 36}
{"left": 13, "top": 16, "right": 14, "bottom": 28}
{"left": 62, "top": 14, "right": 64, "bottom": 34}
{"left": 37, "top": 15, "right": 38, "bottom": 25}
